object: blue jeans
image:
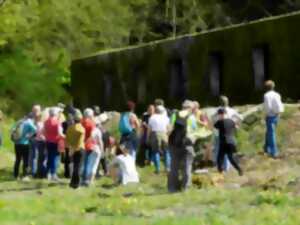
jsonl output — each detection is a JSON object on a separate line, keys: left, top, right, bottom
{"left": 82, "top": 151, "right": 100, "bottom": 184}
{"left": 265, "top": 116, "right": 278, "bottom": 157}
{"left": 30, "top": 140, "right": 38, "bottom": 176}
{"left": 152, "top": 149, "right": 171, "bottom": 173}
{"left": 46, "top": 142, "right": 60, "bottom": 176}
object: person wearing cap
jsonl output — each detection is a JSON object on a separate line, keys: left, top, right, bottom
{"left": 148, "top": 105, "right": 171, "bottom": 174}
{"left": 109, "top": 145, "right": 139, "bottom": 185}
{"left": 168, "top": 100, "right": 197, "bottom": 192}
{"left": 263, "top": 80, "right": 284, "bottom": 158}
{"left": 11, "top": 114, "right": 37, "bottom": 180}
{"left": 44, "top": 107, "right": 64, "bottom": 181}
{"left": 214, "top": 108, "right": 243, "bottom": 176}
{"left": 213, "top": 96, "right": 243, "bottom": 172}
{"left": 119, "top": 101, "right": 140, "bottom": 160}
{"left": 66, "top": 110, "right": 85, "bottom": 188}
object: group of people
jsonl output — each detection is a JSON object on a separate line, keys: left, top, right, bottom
{"left": 10, "top": 79, "right": 284, "bottom": 192}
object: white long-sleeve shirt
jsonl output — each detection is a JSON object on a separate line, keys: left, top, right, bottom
{"left": 264, "top": 90, "right": 284, "bottom": 116}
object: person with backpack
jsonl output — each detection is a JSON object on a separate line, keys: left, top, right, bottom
{"left": 119, "top": 101, "right": 140, "bottom": 160}
{"left": 66, "top": 110, "right": 85, "bottom": 189}
{"left": 214, "top": 108, "right": 243, "bottom": 176}
{"left": 44, "top": 108, "right": 64, "bottom": 181}
{"left": 148, "top": 105, "right": 171, "bottom": 174}
{"left": 11, "top": 114, "right": 37, "bottom": 180}
{"left": 263, "top": 80, "right": 284, "bottom": 158}
{"left": 168, "top": 100, "right": 197, "bottom": 192}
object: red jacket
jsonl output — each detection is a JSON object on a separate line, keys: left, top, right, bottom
{"left": 81, "top": 118, "right": 96, "bottom": 151}
{"left": 44, "top": 117, "right": 61, "bottom": 144}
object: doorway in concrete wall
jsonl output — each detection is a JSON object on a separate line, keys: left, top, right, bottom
{"left": 169, "top": 57, "right": 188, "bottom": 101}
{"left": 208, "top": 52, "right": 224, "bottom": 97}
{"left": 252, "top": 44, "right": 270, "bottom": 90}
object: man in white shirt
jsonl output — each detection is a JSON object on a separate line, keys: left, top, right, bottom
{"left": 263, "top": 80, "right": 284, "bottom": 157}
{"left": 148, "top": 105, "right": 171, "bottom": 173}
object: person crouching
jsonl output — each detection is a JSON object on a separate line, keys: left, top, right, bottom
{"left": 109, "top": 145, "right": 139, "bottom": 186}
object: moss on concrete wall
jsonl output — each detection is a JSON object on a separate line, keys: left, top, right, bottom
{"left": 71, "top": 12, "right": 300, "bottom": 111}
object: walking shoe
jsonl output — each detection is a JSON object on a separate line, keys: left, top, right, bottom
{"left": 22, "top": 176, "right": 31, "bottom": 182}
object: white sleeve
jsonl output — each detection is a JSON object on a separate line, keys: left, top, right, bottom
{"left": 274, "top": 94, "right": 284, "bottom": 113}
{"left": 264, "top": 94, "right": 271, "bottom": 114}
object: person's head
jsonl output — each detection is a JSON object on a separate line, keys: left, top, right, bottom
{"left": 84, "top": 108, "right": 94, "bottom": 119}
{"left": 57, "top": 103, "right": 66, "bottom": 112}
{"left": 182, "top": 100, "right": 194, "bottom": 112}
{"left": 219, "top": 96, "right": 229, "bottom": 107}
{"left": 93, "top": 106, "right": 101, "bottom": 116}
{"left": 265, "top": 80, "right": 275, "bottom": 91}
{"left": 74, "top": 109, "right": 82, "bottom": 123}
{"left": 116, "top": 144, "right": 129, "bottom": 156}
{"left": 49, "top": 107, "right": 59, "bottom": 118}
{"left": 67, "top": 113, "right": 75, "bottom": 123}
{"left": 126, "top": 101, "right": 136, "bottom": 112}
{"left": 154, "top": 98, "right": 164, "bottom": 107}
{"left": 217, "top": 108, "right": 226, "bottom": 120}
{"left": 147, "top": 104, "right": 155, "bottom": 115}
{"left": 155, "top": 105, "right": 165, "bottom": 114}
{"left": 32, "top": 105, "right": 42, "bottom": 117}
{"left": 192, "top": 101, "right": 200, "bottom": 113}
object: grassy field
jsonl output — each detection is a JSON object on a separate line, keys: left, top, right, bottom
{"left": 0, "top": 106, "right": 300, "bottom": 225}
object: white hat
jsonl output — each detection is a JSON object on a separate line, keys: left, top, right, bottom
{"left": 84, "top": 108, "right": 94, "bottom": 118}
{"left": 156, "top": 105, "right": 165, "bottom": 114}
{"left": 182, "top": 100, "right": 193, "bottom": 109}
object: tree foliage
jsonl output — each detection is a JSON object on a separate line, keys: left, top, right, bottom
{"left": 0, "top": 0, "right": 299, "bottom": 113}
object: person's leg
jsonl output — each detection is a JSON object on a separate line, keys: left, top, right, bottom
{"left": 29, "top": 141, "right": 38, "bottom": 177}
{"left": 168, "top": 149, "right": 181, "bottom": 192}
{"left": 70, "top": 151, "right": 82, "bottom": 188}
{"left": 90, "top": 151, "right": 101, "bottom": 184}
{"left": 151, "top": 151, "right": 160, "bottom": 173}
{"left": 226, "top": 144, "right": 243, "bottom": 175}
{"left": 217, "top": 145, "right": 226, "bottom": 173}
{"left": 46, "top": 142, "right": 53, "bottom": 177}
{"left": 81, "top": 151, "right": 90, "bottom": 184}
{"left": 37, "top": 141, "right": 45, "bottom": 178}
{"left": 14, "top": 144, "right": 22, "bottom": 178}
{"left": 164, "top": 149, "right": 171, "bottom": 172}
{"left": 22, "top": 145, "right": 30, "bottom": 177}
{"left": 182, "top": 152, "right": 194, "bottom": 190}
{"left": 53, "top": 143, "right": 60, "bottom": 177}
{"left": 64, "top": 148, "right": 71, "bottom": 178}
{"left": 268, "top": 116, "right": 278, "bottom": 157}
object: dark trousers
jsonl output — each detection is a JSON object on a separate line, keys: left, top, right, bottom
{"left": 46, "top": 142, "right": 60, "bottom": 175}
{"left": 63, "top": 148, "right": 71, "bottom": 178}
{"left": 70, "top": 150, "right": 82, "bottom": 188}
{"left": 168, "top": 146, "right": 194, "bottom": 192}
{"left": 36, "top": 141, "right": 47, "bottom": 178}
{"left": 217, "top": 143, "right": 241, "bottom": 173}
{"left": 14, "top": 144, "right": 30, "bottom": 178}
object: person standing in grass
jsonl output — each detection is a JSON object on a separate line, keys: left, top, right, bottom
{"left": 263, "top": 80, "right": 284, "bottom": 158}
{"left": 44, "top": 108, "right": 64, "bottom": 181}
{"left": 214, "top": 108, "right": 243, "bottom": 176}
{"left": 11, "top": 114, "right": 37, "bottom": 180}
{"left": 66, "top": 110, "right": 85, "bottom": 189}
{"left": 168, "top": 100, "right": 197, "bottom": 192}
{"left": 119, "top": 101, "right": 140, "bottom": 160}
{"left": 148, "top": 105, "right": 171, "bottom": 174}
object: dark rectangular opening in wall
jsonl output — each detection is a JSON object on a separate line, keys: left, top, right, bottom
{"left": 252, "top": 44, "right": 270, "bottom": 90}
{"left": 208, "top": 52, "right": 223, "bottom": 96}
{"left": 169, "top": 58, "right": 188, "bottom": 100}
{"left": 102, "top": 75, "right": 112, "bottom": 108}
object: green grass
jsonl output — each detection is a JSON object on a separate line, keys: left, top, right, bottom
{"left": 0, "top": 105, "right": 300, "bottom": 224}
